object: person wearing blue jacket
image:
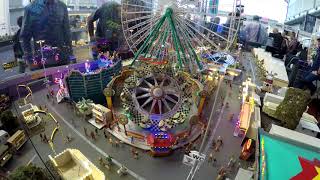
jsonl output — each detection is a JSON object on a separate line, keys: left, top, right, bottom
{"left": 300, "top": 38, "right": 320, "bottom": 95}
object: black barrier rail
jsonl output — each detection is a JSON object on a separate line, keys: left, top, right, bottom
{"left": 0, "top": 60, "right": 122, "bottom": 101}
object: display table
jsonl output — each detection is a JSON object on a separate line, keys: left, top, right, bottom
{"left": 252, "top": 48, "right": 289, "bottom": 87}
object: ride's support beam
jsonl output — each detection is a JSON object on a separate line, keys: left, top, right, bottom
{"left": 158, "top": 28, "right": 170, "bottom": 60}
{"left": 131, "top": 14, "right": 167, "bottom": 66}
{"left": 144, "top": 22, "right": 167, "bottom": 57}
{"left": 175, "top": 21, "right": 203, "bottom": 70}
{"left": 166, "top": 8, "right": 185, "bottom": 68}
{"left": 197, "top": 90, "right": 208, "bottom": 116}
{"left": 149, "top": 26, "right": 167, "bottom": 59}
{"left": 104, "top": 88, "right": 114, "bottom": 110}
{"left": 151, "top": 24, "right": 169, "bottom": 59}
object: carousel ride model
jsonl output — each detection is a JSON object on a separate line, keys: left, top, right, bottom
{"left": 107, "top": 62, "right": 204, "bottom": 155}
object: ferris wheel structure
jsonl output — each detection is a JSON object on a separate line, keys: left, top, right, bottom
{"left": 121, "top": 0, "right": 243, "bottom": 71}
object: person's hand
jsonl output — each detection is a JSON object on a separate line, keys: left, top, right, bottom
{"left": 89, "top": 36, "right": 96, "bottom": 43}
{"left": 312, "top": 71, "right": 318, "bottom": 75}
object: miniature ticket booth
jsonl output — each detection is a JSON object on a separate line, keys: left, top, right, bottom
{"left": 90, "top": 104, "right": 112, "bottom": 129}
{"left": 147, "top": 132, "right": 175, "bottom": 156}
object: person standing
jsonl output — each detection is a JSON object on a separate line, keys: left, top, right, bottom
{"left": 43, "top": 134, "right": 48, "bottom": 143}
{"left": 20, "top": 0, "right": 74, "bottom": 70}
{"left": 243, "top": 15, "right": 267, "bottom": 48}
{"left": 103, "top": 130, "right": 108, "bottom": 139}
{"left": 130, "top": 136, "right": 134, "bottom": 144}
{"left": 39, "top": 133, "right": 43, "bottom": 142}
{"left": 13, "top": 16, "right": 25, "bottom": 73}
{"left": 90, "top": 131, "right": 96, "bottom": 141}
{"left": 84, "top": 127, "right": 88, "bottom": 136}
{"left": 287, "top": 32, "right": 299, "bottom": 55}
{"left": 109, "top": 137, "right": 114, "bottom": 146}
{"left": 87, "top": 2, "right": 123, "bottom": 59}
{"left": 297, "top": 37, "right": 320, "bottom": 95}
{"left": 208, "top": 153, "right": 213, "bottom": 163}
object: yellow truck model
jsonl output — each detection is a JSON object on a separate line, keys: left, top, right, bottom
{"left": 7, "top": 130, "right": 27, "bottom": 151}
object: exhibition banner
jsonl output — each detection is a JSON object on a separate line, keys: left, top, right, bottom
{"left": 209, "top": 0, "right": 219, "bottom": 15}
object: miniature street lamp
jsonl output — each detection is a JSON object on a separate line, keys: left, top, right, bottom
{"left": 36, "top": 40, "right": 50, "bottom": 89}
{"left": 104, "top": 87, "right": 115, "bottom": 109}
{"left": 118, "top": 114, "right": 129, "bottom": 136}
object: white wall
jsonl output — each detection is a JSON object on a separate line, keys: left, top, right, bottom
{"left": 0, "top": 0, "right": 10, "bottom": 36}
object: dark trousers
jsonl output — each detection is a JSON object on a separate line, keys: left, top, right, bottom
{"left": 297, "top": 71, "right": 320, "bottom": 95}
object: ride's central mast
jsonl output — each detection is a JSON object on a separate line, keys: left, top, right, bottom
{"left": 130, "top": 7, "right": 202, "bottom": 71}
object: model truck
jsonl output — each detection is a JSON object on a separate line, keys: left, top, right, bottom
{"left": 6, "top": 130, "right": 27, "bottom": 151}
{"left": 0, "top": 144, "right": 12, "bottom": 167}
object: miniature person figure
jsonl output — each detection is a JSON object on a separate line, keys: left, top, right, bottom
{"left": 66, "top": 133, "right": 72, "bottom": 142}
{"left": 39, "top": 133, "right": 43, "bottom": 142}
{"left": 216, "top": 166, "right": 227, "bottom": 180}
{"left": 84, "top": 127, "right": 88, "bottom": 136}
{"left": 43, "top": 134, "right": 48, "bottom": 143}
{"left": 208, "top": 153, "right": 213, "bottom": 163}
{"left": 90, "top": 131, "right": 96, "bottom": 141}
{"left": 212, "top": 140, "right": 216, "bottom": 149}
{"left": 217, "top": 136, "right": 223, "bottom": 145}
{"left": 98, "top": 157, "right": 104, "bottom": 166}
{"left": 95, "top": 128, "right": 99, "bottom": 136}
{"left": 130, "top": 136, "right": 134, "bottom": 144}
{"left": 106, "top": 155, "right": 112, "bottom": 165}
{"left": 114, "top": 140, "right": 119, "bottom": 147}
{"left": 109, "top": 137, "right": 114, "bottom": 146}
{"left": 174, "top": 137, "right": 180, "bottom": 145}
{"left": 213, "top": 156, "right": 217, "bottom": 165}
{"left": 229, "top": 113, "right": 234, "bottom": 121}
{"left": 131, "top": 147, "right": 138, "bottom": 159}
{"left": 227, "top": 155, "right": 236, "bottom": 168}
{"left": 201, "top": 125, "right": 206, "bottom": 135}
{"left": 183, "top": 133, "right": 188, "bottom": 142}
{"left": 215, "top": 136, "right": 223, "bottom": 152}
{"left": 46, "top": 94, "right": 50, "bottom": 100}
{"left": 134, "top": 150, "right": 139, "bottom": 159}
{"left": 226, "top": 102, "right": 229, "bottom": 108}
{"left": 103, "top": 130, "right": 108, "bottom": 139}
{"left": 118, "top": 165, "right": 128, "bottom": 176}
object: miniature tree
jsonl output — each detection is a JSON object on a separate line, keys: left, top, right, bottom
{"left": 274, "top": 88, "right": 310, "bottom": 130}
{"left": 76, "top": 98, "right": 93, "bottom": 116}
{"left": 0, "top": 110, "right": 18, "bottom": 135}
{"left": 9, "top": 164, "right": 50, "bottom": 180}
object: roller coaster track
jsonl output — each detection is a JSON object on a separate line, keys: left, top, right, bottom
{"left": 33, "top": 110, "right": 60, "bottom": 155}
{"left": 17, "top": 85, "right": 32, "bottom": 105}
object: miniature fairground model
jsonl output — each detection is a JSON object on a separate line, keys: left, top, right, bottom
{"left": 107, "top": 62, "right": 204, "bottom": 155}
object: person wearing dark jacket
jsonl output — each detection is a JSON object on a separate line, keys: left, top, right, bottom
{"left": 13, "top": 16, "right": 25, "bottom": 73}
{"left": 298, "top": 38, "right": 320, "bottom": 95}
{"left": 266, "top": 28, "right": 284, "bottom": 58}
{"left": 20, "top": 0, "right": 74, "bottom": 70}
{"left": 87, "top": 2, "right": 122, "bottom": 59}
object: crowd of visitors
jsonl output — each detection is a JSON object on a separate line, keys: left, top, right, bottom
{"left": 239, "top": 15, "right": 319, "bottom": 96}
